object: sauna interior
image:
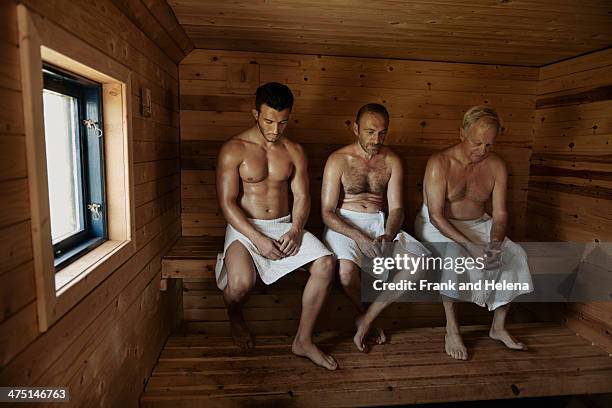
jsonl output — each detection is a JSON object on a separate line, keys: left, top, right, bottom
{"left": 0, "top": 0, "right": 611, "bottom": 407}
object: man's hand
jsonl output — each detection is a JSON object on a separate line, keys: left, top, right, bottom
{"left": 375, "top": 233, "right": 395, "bottom": 255}
{"left": 484, "top": 242, "right": 503, "bottom": 270}
{"left": 357, "top": 235, "right": 382, "bottom": 259}
{"left": 254, "top": 236, "right": 285, "bottom": 260}
{"left": 464, "top": 242, "right": 502, "bottom": 271}
{"left": 278, "top": 228, "right": 304, "bottom": 257}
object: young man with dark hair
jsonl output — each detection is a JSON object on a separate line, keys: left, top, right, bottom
{"left": 215, "top": 82, "right": 338, "bottom": 370}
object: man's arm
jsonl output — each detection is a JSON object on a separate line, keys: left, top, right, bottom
{"left": 277, "top": 143, "right": 309, "bottom": 256}
{"left": 424, "top": 154, "right": 472, "bottom": 244}
{"left": 489, "top": 157, "right": 509, "bottom": 248}
{"left": 216, "top": 141, "right": 284, "bottom": 259}
{"left": 381, "top": 153, "right": 404, "bottom": 240}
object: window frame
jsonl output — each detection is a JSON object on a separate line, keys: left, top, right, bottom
{"left": 43, "top": 64, "right": 109, "bottom": 270}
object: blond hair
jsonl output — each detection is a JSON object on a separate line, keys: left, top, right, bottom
{"left": 462, "top": 105, "right": 501, "bottom": 135}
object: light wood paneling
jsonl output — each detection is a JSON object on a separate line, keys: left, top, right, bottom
{"left": 179, "top": 49, "right": 538, "bottom": 239}
{"left": 0, "top": 1, "right": 181, "bottom": 407}
{"left": 169, "top": 0, "right": 612, "bottom": 67}
{"left": 527, "top": 48, "right": 612, "bottom": 353}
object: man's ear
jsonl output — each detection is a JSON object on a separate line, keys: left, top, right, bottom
{"left": 459, "top": 127, "right": 466, "bottom": 142}
{"left": 252, "top": 109, "right": 259, "bottom": 121}
{"left": 353, "top": 121, "right": 359, "bottom": 137}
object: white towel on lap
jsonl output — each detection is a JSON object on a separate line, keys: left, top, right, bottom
{"left": 215, "top": 215, "right": 332, "bottom": 290}
{"left": 323, "top": 208, "right": 430, "bottom": 279}
{"left": 414, "top": 204, "right": 533, "bottom": 310}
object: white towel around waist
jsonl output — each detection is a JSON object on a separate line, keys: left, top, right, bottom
{"left": 323, "top": 208, "right": 430, "bottom": 279}
{"left": 215, "top": 215, "right": 332, "bottom": 290}
{"left": 414, "top": 204, "right": 533, "bottom": 310}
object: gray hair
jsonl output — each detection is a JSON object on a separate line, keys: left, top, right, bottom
{"left": 462, "top": 105, "right": 502, "bottom": 135}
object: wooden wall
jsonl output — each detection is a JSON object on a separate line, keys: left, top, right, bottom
{"left": 179, "top": 49, "right": 538, "bottom": 239}
{"left": 0, "top": 0, "right": 188, "bottom": 406}
{"left": 527, "top": 48, "right": 612, "bottom": 352}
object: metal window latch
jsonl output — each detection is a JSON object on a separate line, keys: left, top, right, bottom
{"left": 82, "top": 119, "right": 103, "bottom": 138}
{"left": 87, "top": 203, "right": 102, "bottom": 220}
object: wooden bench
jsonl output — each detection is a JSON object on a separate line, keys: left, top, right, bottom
{"left": 160, "top": 236, "right": 224, "bottom": 291}
{"left": 149, "top": 237, "right": 612, "bottom": 406}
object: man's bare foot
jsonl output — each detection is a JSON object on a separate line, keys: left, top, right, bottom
{"left": 229, "top": 314, "right": 255, "bottom": 350}
{"left": 445, "top": 332, "right": 468, "bottom": 360}
{"left": 371, "top": 326, "right": 387, "bottom": 345}
{"left": 292, "top": 339, "right": 338, "bottom": 370}
{"left": 354, "top": 314, "right": 386, "bottom": 352}
{"left": 489, "top": 327, "right": 528, "bottom": 350}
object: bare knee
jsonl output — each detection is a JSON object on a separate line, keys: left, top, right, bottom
{"left": 310, "top": 255, "right": 335, "bottom": 283}
{"left": 226, "top": 276, "right": 255, "bottom": 302}
{"left": 338, "top": 261, "right": 360, "bottom": 288}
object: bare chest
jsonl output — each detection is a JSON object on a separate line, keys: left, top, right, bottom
{"left": 341, "top": 158, "right": 391, "bottom": 195}
{"left": 446, "top": 165, "right": 495, "bottom": 203}
{"left": 238, "top": 147, "right": 293, "bottom": 184}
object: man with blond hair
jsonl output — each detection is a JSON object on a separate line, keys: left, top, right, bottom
{"left": 415, "top": 106, "right": 533, "bottom": 360}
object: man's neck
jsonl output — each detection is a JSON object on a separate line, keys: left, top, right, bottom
{"left": 453, "top": 144, "right": 476, "bottom": 166}
{"left": 250, "top": 125, "right": 280, "bottom": 147}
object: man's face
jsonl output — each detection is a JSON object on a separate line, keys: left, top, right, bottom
{"left": 460, "top": 121, "right": 497, "bottom": 163}
{"left": 253, "top": 104, "right": 290, "bottom": 143}
{"left": 354, "top": 112, "right": 388, "bottom": 155}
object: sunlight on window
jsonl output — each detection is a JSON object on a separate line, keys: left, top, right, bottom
{"left": 43, "top": 89, "right": 84, "bottom": 244}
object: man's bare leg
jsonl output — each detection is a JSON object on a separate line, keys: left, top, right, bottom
{"left": 292, "top": 255, "right": 338, "bottom": 370}
{"left": 338, "top": 260, "right": 386, "bottom": 351}
{"left": 489, "top": 303, "right": 527, "bottom": 350}
{"left": 354, "top": 266, "right": 422, "bottom": 352}
{"left": 443, "top": 297, "right": 467, "bottom": 360}
{"left": 223, "top": 241, "right": 256, "bottom": 349}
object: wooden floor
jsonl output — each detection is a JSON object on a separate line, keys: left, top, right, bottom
{"left": 140, "top": 323, "right": 612, "bottom": 407}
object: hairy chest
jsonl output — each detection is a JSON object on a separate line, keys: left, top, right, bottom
{"left": 341, "top": 157, "right": 391, "bottom": 194}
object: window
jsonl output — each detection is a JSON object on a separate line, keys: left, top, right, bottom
{"left": 42, "top": 64, "right": 107, "bottom": 270}
{"left": 18, "top": 4, "right": 136, "bottom": 332}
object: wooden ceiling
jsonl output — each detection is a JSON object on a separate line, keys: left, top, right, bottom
{"left": 167, "top": 0, "right": 612, "bottom": 66}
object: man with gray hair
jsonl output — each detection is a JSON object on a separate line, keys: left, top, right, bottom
{"left": 414, "top": 105, "right": 533, "bottom": 360}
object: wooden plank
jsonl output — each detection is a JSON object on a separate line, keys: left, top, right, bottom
{"left": 0, "top": 301, "right": 39, "bottom": 367}
{"left": 538, "top": 65, "right": 612, "bottom": 96}
{"left": 540, "top": 48, "right": 612, "bottom": 81}
{"left": 0, "top": 261, "right": 36, "bottom": 325}
{"left": 142, "top": 0, "right": 194, "bottom": 54}
{"left": 23, "top": 0, "right": 178, "bottom": 81}
{"left": 537, "top": 85, "right": 612, "bottom": 109}
{"left": 0, "top": 178, "right": 29, "bottom": 229}
{"left": 0, "top": 134, "right": 27, "bottom": 182}
{"left": 0, "top": 87, "right": 25, "bottom": 134}
{"left": 109, "top": 0, "right": 185, "bottom": 63}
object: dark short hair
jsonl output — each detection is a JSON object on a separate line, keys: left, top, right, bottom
{"left": 255, "top": 82, "right": 294, "bottom": 112}
{"left": 355, "top": 103, "right": 389, "bottom": 127}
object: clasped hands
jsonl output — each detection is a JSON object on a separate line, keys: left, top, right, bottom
{"left": 357, "top": 233, "right": 395, "bottom": 259}
{"left": 465, "top": 241, "right": 503, "bottom": 271}
{"left": 254, "top": 228, "right": 303, "bottom": 260}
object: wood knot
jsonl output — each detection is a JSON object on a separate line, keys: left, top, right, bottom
{"left": 511, "top": 384, "right": 520, "bottom": 396}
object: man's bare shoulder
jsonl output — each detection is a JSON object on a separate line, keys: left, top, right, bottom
{"left": 379, "top": 146, "right": 401, "bottom": 163}
{"left": 217, "top": 130, "right": 254, "bottom": 164}
{"left": 484, "top": 152, "right": 508, "bottom": 174}
{"left": 279, "top": 137, "right": 306, "bottom": 161}
{"left": 326, "top": 144, "right": 355, "bottom": 164}
{"left": 426, "top": 150, "right": 451, "bottom": 172}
